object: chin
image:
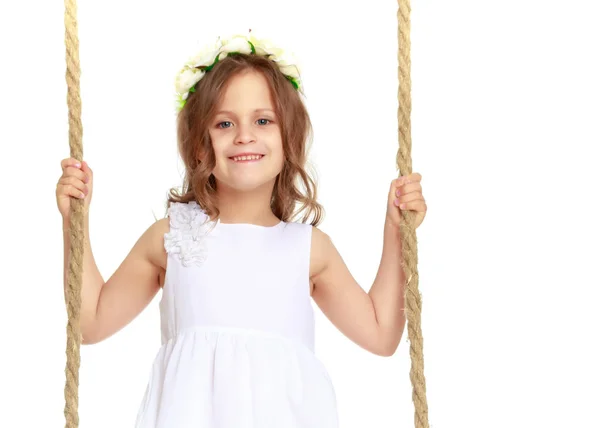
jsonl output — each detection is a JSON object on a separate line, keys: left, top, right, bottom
{"left": 214, "top": 172, "right": 280, "bottom": 193}
{"left": 221, "top": 179, "right": 277, "bottom": 193}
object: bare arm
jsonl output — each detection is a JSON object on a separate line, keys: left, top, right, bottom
{"left": 368, "top": 222, "right": 407, "bottom": 354}
{"left": 63, "top": 215, "right": 168, "bottom": 344}
{"left": 63, "top": 214, "right": 104, "bottom": 338}
{"left": 310, "top": 223, "right": 406, "bottom": 357}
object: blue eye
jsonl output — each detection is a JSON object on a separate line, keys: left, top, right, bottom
{"left": 217, "top": 119, "right": 271, "bottom": 129}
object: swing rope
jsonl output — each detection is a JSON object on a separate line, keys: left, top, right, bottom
{"left": 397, "top": 0, "right": 430, "bottom": 426}
{"left": 62, "top": 0, "right": 429, "bottom": 427}
{"left": 63, "top": 0, "right": 83, "bottom": 426}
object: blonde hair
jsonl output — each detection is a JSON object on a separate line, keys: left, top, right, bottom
{"left": 166, "top": 53, "right": 323, "bottom": 226}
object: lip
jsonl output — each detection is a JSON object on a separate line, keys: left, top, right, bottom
{"left": 228, "top": 152, "right": 265, "bottom": 158}
{"left": 228, "top": 153, "right": 265, "bottom": 163}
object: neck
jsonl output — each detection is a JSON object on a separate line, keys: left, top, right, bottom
{"left": 215, "top": 181, "right": 280, "bottom": 227}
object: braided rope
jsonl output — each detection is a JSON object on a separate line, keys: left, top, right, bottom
{"left": 396, "top": 0, "right": 429, "bottom": 426}
{"left": 63, "top": 0, "right": 84, "bottom": 426}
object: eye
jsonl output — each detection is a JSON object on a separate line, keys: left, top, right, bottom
{"left": 217, "top": 121, "right": 232, "bottom": 129}
{"left": 257, "top": 118, "right": 271, "bottom": 126}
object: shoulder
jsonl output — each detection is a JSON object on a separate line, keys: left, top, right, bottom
{"left": 310, "top": 225, "right": 331, "bottom": 245}
{"left": 286, "top": 222, "right": 331, "bottom": 249}
{"left": 150, "top": 216, "right": 170, "bottom": 235}
{"left": 309, "top": 226, "right": 335, "bottom": 279}
{"left": 132, "top": 203, "right": 202, "bottom": 270}
{"left": 280, "top": 223, "right": 332, "bottom": 280}
{"left": 142, "top": 217, "right": 170, "bottom": 270}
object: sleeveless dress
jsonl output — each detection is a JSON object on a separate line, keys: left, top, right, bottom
{"left": 135, "top": 201, "right": 338, "bottom": 427}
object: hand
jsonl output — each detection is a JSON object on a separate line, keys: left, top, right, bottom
{"left": 386, "top": 172, "right": 427, "bottom": 229}
{"left": 56, "top": 158, "right": 93, "bottom": 221}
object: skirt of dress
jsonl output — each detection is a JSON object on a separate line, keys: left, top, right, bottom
{"left": 135, "top": 325, "right": 339, "bottom": 428}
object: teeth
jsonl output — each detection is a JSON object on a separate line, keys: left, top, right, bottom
{"left": 232, "top": 155, "right": 262, "bottom": 161}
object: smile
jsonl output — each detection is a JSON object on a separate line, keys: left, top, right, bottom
{"left": 229, "top": 154, "right": 264, "bottom": 162}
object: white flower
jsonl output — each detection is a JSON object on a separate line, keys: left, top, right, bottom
{"left": 178, "top": 237, "right": 209, "bottom": 267}
{"left": 174, "top": 32, "right": 304, "bottom": 112}
{"left": 249, "top": 34, "right": 284, "bottom": 58}
{"left": 164, "top": 229, "right": 183, "bottom": 254}
{"left": 164, "top": 202, "right": 217, "bottom": 267}
{"left": 273, "top": 51, "right": 301, "bottom": 80}
{"left": 175, "top": 93, "right": 187, "bottom": 112}
{"left": 175, "top": 66, "right": 204, "bottom": 95}
{"left": 170, "top": 203, "right": 195, "bottom": 231}
{"left": 186, "top": 39, "right": 221, "bottom": 68}
{"left": 218, "top": 34, "right": 253, "bottom": 59}
{"left": 280, "top": 64, "right": 301, "bottom": 81}
{"left": 164, "top": 230, "right": 209, "bottom": 267}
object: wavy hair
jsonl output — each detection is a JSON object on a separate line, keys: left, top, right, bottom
{"left": 166, "top": 53, "right": 323, "bottom": 226}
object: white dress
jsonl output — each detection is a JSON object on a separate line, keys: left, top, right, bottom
{"left": 135, "top": 201, "right": 338, "bottom": 427}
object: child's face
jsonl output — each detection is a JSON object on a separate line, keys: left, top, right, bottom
{"left": 208, "top": 70, "right": 284, "bottom": 193}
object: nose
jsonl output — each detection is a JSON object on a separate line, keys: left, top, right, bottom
{"left": 235, "top": 121, "right": 256, "bottom": 145}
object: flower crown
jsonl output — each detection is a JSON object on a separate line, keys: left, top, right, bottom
{"left": 175, "top": 32, "right": 303, "bottom": 112}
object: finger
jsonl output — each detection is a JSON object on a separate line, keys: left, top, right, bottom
{"left": 405, "top": 173, "right": 422, "bottom": 183}
{"left": 394, "top": 172, "right": 422, "bottom": 185}
{"left": 397, "top": 191, "right": 424, "bottom": 203}
{"left": 61, "top": 157, "right": 83, "bottom": 170}
{"left": 398, "top": 199, "right": 427, "bottom": 211}
{"left": 395, "top": 182, "right": 422, "bottom": 197}
{"left": 58, "top": 176, "right": 88, "bottom": 194}
{"left": 62, "top": 165, "right": 89, "bottom": 183}
{"left": 57, "top": 183, "right": 87, "bottom": 199}
{"left": 390, "top": 178, "right": 405, "bottom": 200}
{"left": 81, "top": 160, "right": 93, "bottom": 178}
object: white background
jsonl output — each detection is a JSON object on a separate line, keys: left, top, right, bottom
{"left": 1, "top": 0, "right": 599, "bottom": 427}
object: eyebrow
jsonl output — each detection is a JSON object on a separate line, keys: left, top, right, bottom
{"left": 215, "top": 108, "right": 275, "bottom": 116}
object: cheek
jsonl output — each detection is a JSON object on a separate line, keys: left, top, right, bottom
{"left": 271, "top": 134, "right": 284, "bottom": 157}
{"left": 209, "top": 136, "right": 225, "bottom": 160}
{"left": 277, "top": 149, "right": 285, "bottom": 167}
{"left": 269, "top": 145, "right": 284, "bottom": 169}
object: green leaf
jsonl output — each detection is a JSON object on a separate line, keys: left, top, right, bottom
{"left": 286, "top": 76, "right": 299, "bottom": 90}
{"left": 205, "top": 55, "right": 220, "bottom": 72}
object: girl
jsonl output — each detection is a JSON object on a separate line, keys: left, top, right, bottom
{"left": 56, "top": 33, "right": 427, "bottom": 428}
